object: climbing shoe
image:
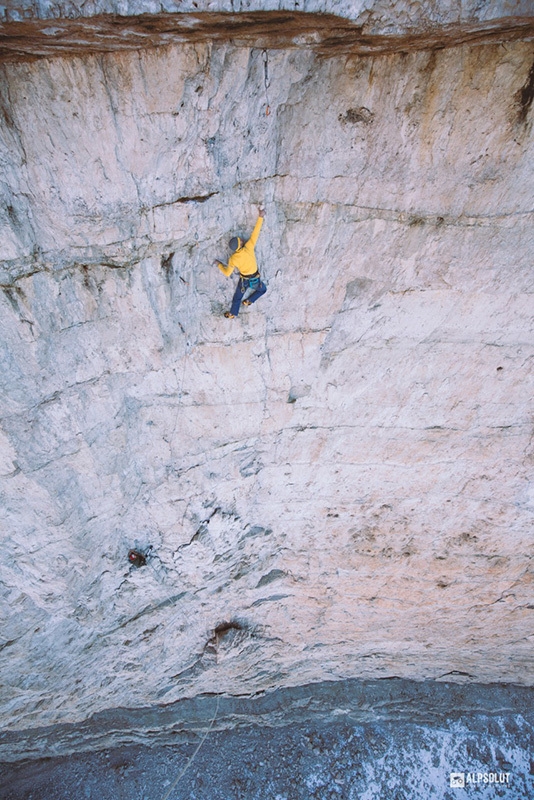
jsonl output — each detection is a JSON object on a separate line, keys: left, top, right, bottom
{"left": 224, "top": 312, "right": 236, "bottom": 318}
{"left": 242, "top": 300, "right": 251, "bottom": 306}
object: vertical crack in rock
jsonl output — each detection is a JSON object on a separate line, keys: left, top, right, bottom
{"left": 161, "top": 251, "right": 174, "bottom": 281}
{"left": 517, "top": 58, "right": 534, "bottom": 123}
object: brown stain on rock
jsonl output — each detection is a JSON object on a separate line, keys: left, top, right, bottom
{"left": 0, "top": 12, "right": 533, "bottom": 63}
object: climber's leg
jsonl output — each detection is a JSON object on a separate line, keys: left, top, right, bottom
{"left": 229, "top": 277, "right": 247, "bottom": 317}
{"left": 244, "top": 281, "right": 267, "bottom": 305}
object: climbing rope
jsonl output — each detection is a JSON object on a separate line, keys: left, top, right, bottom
{"left": 168, "top": 243, "right": 203, "bottom": 441}
{"left": 262, "top": 49, "right": 271, "bottom": 116}
{"left": 235, "top": 163, "right": 248, "bottom": 234}
{"left": 168, "top": 333, "right": 191, "bottom": 448}
{"left": 159, "top": 695, "right": 220, "bottom": 800}
{"left": 160, "top": 635, "right": 221, "bottom": 800}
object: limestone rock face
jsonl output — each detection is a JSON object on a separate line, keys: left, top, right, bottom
{"left": 0, "top": 0, "right": 533, "bottom": 740}
{"left": 1, "top": 0, "right": 533, "bottom": 27}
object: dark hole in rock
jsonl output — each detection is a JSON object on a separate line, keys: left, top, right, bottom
{"left": 517, "top": 60, "right": 534, "bottom": 123}
{"left": 2, "top": 287, "right": 23, "bottom": 313}
{"left": 214, "top": 621, "right": 244, "bottom": 637}
{"left": 128, "top": 549, "right": 147, "bottom": 567}
{"left": 208, "top": 621, "right": 248, "bottom": 651}
{"left": 161, "top": 252, "right": 174, "bottom": 279}
{"left": 409, "top": 215, "right": 425, "bottom": 226}
{"left": 339, "top": 106, "right": 374, "bottom": 124}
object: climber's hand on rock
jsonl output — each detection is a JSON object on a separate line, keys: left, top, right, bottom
{"left": 258, "top": 208, "right": 265, "bottom": 218}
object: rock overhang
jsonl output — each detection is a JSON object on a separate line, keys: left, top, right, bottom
{"left": 0, "top": 5, "right": 533, "bottom": 61}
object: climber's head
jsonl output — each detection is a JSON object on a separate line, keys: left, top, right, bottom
{"left": 229, "top": 236, "right": 242, "bottom": 253}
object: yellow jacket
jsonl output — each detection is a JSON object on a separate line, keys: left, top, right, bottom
{"left": 218, "top": 217, "right": 263, "bottom": 277}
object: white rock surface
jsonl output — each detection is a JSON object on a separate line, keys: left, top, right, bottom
{"left": 0, "top": 25, "right": 533, "bottom": 736}
{"left": 2, "top": 0, "right": 533, "bottom": 28}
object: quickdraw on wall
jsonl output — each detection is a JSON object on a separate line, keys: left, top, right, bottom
{"left": 263, "top": 49, "right": 271, "bottom": 116}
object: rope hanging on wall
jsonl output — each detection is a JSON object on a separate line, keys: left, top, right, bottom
{"left": 262, "top": 49, "right": 271, "bottom": 116}
{"left": 159, "top": 635, "right": 221, "bottom": 800}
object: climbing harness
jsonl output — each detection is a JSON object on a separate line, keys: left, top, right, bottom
{"left": 247, "top": 273, "right": 261, "bottom": 290}
{"left": 240, "top": 272, "right": 261, "bottom": 292}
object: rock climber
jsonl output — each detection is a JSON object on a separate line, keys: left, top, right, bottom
{"left": 215, "top": 207, "right": 267, "bottom": 318}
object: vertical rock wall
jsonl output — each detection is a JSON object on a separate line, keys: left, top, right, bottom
{"left": 0, "top": 35, "right": 533, "bottom": 736}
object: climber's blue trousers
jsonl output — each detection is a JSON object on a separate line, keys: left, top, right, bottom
{"left": 230, "top": 274, "right": 267, "bottom": 316}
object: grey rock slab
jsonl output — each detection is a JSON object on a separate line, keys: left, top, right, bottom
{"left": 0, "top": 677, "right": 533, "bottom": 761}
